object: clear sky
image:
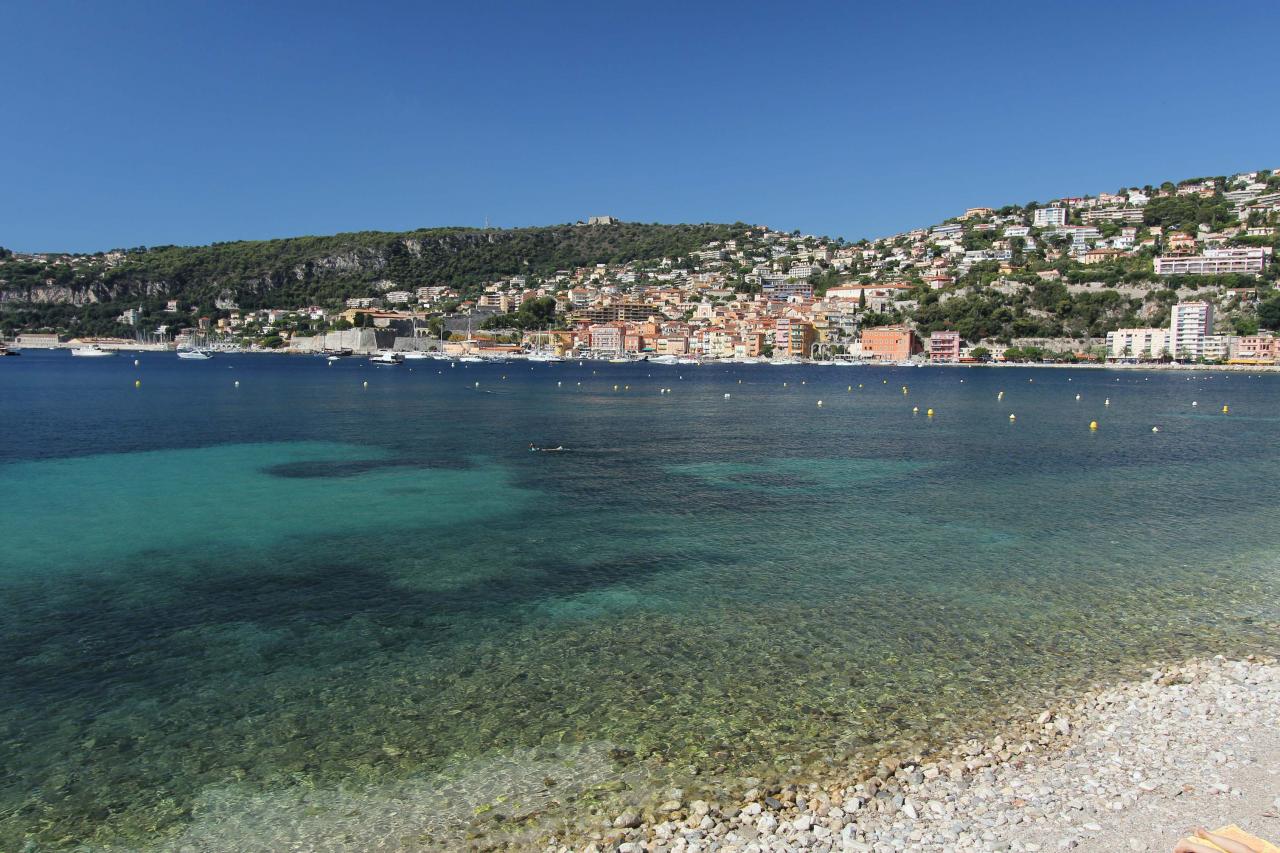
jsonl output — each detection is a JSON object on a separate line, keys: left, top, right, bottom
{"left": 4, "top": 0, "right": 1279, "bottom": 252}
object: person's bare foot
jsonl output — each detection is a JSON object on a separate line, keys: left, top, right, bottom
{"left": 1173, "top": 827, "right": 1263, "bottom": 853}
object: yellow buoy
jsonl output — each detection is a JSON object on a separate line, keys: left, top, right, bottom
{"left": 134, "top": 379, "right": 141, "bottom": 388}
{"left": 1089, "top": 420, "right": 1098, "bottom": 431}
{"left": 848, "top": 386, "right": 852, "bottom": 391}
{"left": 926, "top": 408, "right": 934, "bottom": 417}
{"left": 1222, "top": 405, "right": 1229, "bottom": 413}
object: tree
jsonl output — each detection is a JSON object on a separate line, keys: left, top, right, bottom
{"left": 970, "top": 346, "right": 990, "bottom": 361}
{"left": 1257, "top": 296, "right": 1280, "bottom": 330}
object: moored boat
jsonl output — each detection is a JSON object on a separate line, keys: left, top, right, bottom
{"left": 71, "top": 345, "right": 116, "bottom": 357}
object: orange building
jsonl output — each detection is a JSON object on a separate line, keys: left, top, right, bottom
{"left": 860, "top": 326, "right": 923, "bottom": 362}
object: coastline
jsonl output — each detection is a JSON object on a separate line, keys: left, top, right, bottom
{"left": 543, "top": 655, "right": 1280, "bottom": 853}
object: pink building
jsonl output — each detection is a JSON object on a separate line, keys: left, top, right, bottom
{"left": 929, "top": 331, "right": 962, "bottom": 362}
{"left": 588, "top": 323, "right": 625, "bottom": 353}
{"left": 1236, "top": 334, "right": 1278, "bottom": 363}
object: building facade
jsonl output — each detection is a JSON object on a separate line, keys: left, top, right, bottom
{"left": 928, "top": 330, "right": 962, "bottom": 362}
{"left": 860, "top": 326, "right": 922, "bottom": 362}
{"left": 1032, "top": 206, "right": 1068, "bottom": 227}
{"left": 1154, "top": 248, "right": 1268, "bottom": 276}
{"left": 1169, "top": 301, "right": 1214, "bottom": 361}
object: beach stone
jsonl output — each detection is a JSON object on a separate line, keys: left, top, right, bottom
{"left": 614, "top": 810, "right": 642, "bottom": 829}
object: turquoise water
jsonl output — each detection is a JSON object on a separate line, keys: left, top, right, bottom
{"left": 1, "top": 353, "right": 1278, "bottom": 850}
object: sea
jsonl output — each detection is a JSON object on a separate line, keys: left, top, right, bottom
{"left": 1, "top": 351, "right": 1278, "bottom": 851}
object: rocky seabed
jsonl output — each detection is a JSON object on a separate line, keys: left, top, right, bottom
{"left": 545, "top": 656, "right": 1280, "bottom": 853}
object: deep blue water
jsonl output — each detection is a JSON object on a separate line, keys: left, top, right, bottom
{"left": 1, "top": 351, "right": 1278, "bottom": 850}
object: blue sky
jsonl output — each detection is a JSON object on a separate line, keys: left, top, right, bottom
{"left": 3, "top": 0, "right": 1279, "bottom": 252}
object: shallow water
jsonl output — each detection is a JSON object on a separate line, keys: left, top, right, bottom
{"left": 1, "top": 353, "right": 1277, "bottom": 850}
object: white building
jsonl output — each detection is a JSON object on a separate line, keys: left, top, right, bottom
{"left": 1154, "top": 248, "right": 1268, "bottom": 276}
{"left": 1202, "top": 334, "right": 1238, "bottom": 363}
{"left": 1169, "top": 301, "right": 1214, "bottom": 361}
{"left": 1033, "top": 206, "right": 1069, "bottom": 228}
{"left": 1105, "top": 327, "right": 1169, "bottom": 360}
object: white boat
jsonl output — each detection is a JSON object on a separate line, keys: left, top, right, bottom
{"left": 326, "top": 355, "right": 342, "bottom": 362}
{"left": 607, "top": 356, "right": 632, "bottom": 364}
{"left": 770, "top": 357, "right": 801, "bottom": 366}
{"left": 676, "top": 357, "right": 700, "bottom": 365}
{"left": 650, "top": 355, "right": 679, "bottom": 365}
{"left": 458, "top": 355, "right": 484, "bottom": 363}
{"left": 526, "top": 352, "right": 564, "bottom": 363}
{"left": 71, "top": 345, "right": 115, "bottom": 357}
{"left": 177, "top": 349, "right": 212, "bottom": 360}
{"left": 401, "top": 351, "right": 432, "bottom": 360}
{"left": 370, "top": 351, "right": 402, "bottom": 365}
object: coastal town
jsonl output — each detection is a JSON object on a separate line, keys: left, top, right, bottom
{"left": 3, "top": 168, "right": 1280, "bottom": 367}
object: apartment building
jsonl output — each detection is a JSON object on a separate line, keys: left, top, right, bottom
{"left": 1169, "top": 301, "right": 1214, "bottom": 361}
{"left": 1032, "top": 206, "right": 1068, "bottom": 227}
{"left": 1154, "top": 248, "right": 1268, "bottom": 276}
{"left": 928, "top": 330, "right": 962, "bottom": 362}
{"left": 860, "top": 326, "right": 923, "bottom": 362}
{"left": 1105, "top": 327, "right": 1169, "bottom": 360}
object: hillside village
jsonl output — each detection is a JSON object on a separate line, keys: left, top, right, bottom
{"left": 4, "top": 168, "right": 1280, "bottom": 364}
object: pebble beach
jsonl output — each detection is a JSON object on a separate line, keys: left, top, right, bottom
{"left": 548, "top": 656, "right": 1280, "bottom": 853}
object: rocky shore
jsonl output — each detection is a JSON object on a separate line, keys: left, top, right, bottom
{"left": 544, "top": 656, "right": 1280, "bottom": 853}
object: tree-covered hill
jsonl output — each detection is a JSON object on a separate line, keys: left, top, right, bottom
{"left": 0, "top": 222, "right": 746, "bottom": 310}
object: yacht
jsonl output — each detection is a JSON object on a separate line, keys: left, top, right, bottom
{"left": 401, "top": 351, "right": 432, "bottom": 360}
{"left": 770, "top": 357, "right": 802, "bottom": 366}
{"left": 650, "top": 354, "right": 679, "bottom": 365}
{"left": 370, "top": 351, "right": 403, "bottom": 365}
{"left": 177, "top": 348, "right": 212, "bottom": 360}
{"left": 71, "top": 345, "right": 115, "bottom": 357}
{"left": 675, "top": 356, "right": 700, "bottom": 365}
{"left": 0, "top": 343, "right": 17, "bottom": 357}
{"left": 458, "top": 354, "right": 484, "bottom": 363}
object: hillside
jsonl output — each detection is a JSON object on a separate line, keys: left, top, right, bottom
{"left": 0, "top": 222, "right": 744, "bottom": 327}
{"left": 3, "top": 166, "right": 1278, "bottom": 351}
